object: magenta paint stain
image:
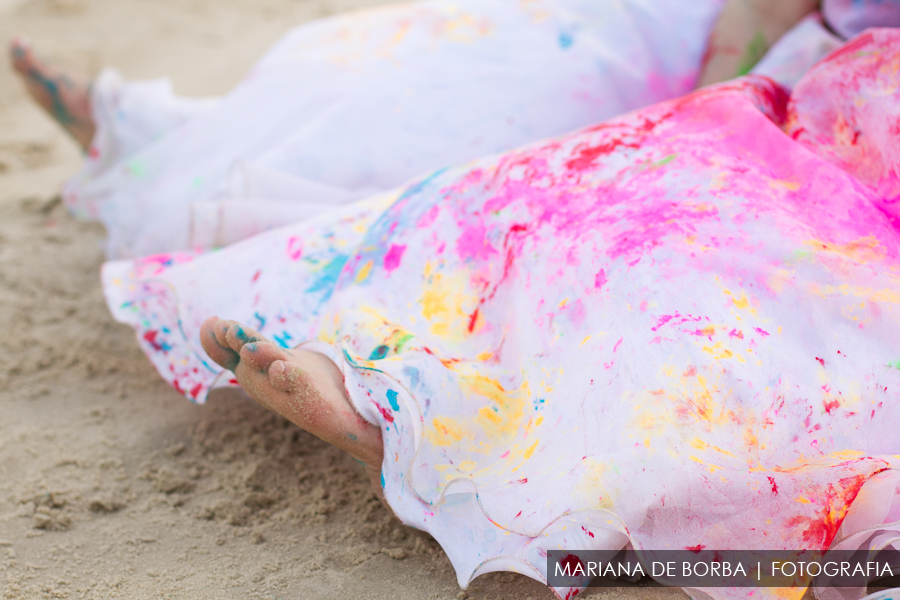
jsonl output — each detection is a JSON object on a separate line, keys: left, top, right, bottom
{"left": 456, "top": 222, "right": 498, "bottom": 262}
{"left": 383, "top": 244, "right": 407, "bottom": 272}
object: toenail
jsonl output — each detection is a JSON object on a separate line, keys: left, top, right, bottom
{"left": 235, "top": 327, "right": 258, "bottom": 344}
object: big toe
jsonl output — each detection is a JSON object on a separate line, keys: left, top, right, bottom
{"left": 200, "top": 316, "right": 239, "bottom": 371}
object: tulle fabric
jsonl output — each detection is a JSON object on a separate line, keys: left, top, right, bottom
{"left": 100, "top": 29, "right": 900, "bottom": 600}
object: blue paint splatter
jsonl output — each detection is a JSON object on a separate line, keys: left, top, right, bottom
{"left": 402, "top": 365, "right": 421, "bottom": 390}
{"left": 380, "top": 471, "right": 386, "bottom": 489}
{"left": 273, "top": 331, "right": 293, "bottom": 349}
{"left": 368, "top": 345, "right": 389, "bottom": 360}
{"left": 306, "top": 254, "right": 348, "bottom": 297}
{"left": 386, "top": 389, "right": 400, "bottom": 411}
{"left": 559, "top": 31, "right": 574, "bottom": 49}
{"left": 254, "top": 312, "right": 266, "bottom": 331}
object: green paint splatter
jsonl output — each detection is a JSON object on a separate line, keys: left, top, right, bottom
{"left": 395, "top": 333, "right": 415, "bottom": 353}
{"left": 736, "top": 31, "right": 769, "bottom": 77}
{"left": 648, "top": 154, "right": 677, "bottom": 170}
{"left": 127, "top": 160, "right": 147, "bottom": 178}
{"left": 887, "top": 360, "right": 900, "bottom": 370}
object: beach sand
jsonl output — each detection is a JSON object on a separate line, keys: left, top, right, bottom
{"left": 0, "top": 0, "right": 692, "bottom": 598}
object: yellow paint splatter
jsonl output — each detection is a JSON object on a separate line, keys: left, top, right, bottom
{"left": 805, "top": 235, "right": 885, "bottom": 264}
{"left": 355, "top": 260, "right": 373, "bottom": 283}
{"left": 425, "top": 416, "right": 465, "bottom": 447}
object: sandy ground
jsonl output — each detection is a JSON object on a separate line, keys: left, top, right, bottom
{"left": 0, "top": 0, "right": 695, "bottom": 598}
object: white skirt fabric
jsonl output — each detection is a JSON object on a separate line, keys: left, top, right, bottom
{"left": 64, "top": 0, "right": 728, "bottom": 259}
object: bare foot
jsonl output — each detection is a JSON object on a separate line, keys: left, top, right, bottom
{"left": 9, "top": 37, "right": 96, "bottom": 150}
{"left": 200, "top": 317, "right": 386, "bottom": 502}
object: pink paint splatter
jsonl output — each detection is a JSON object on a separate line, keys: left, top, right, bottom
{"left": 287, "top": 236, "right": 303, "bottom": 260}
{"left": 383, "top": 244, "right": 407, "bottom": 272}
{"left": 456, "top": 223, "right": 498, "bottom": 262}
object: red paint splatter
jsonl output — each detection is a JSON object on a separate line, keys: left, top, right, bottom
{"left": 251, "top": 270, "right": 262, "bottom": 283}
{"left": 143, "top": 330, "right": 163, "bottom": 352}
{"left": 594, "top": 269, "right": 607, "bottom": 289}
{"left": 581, "top": 526, "right": 595, "bottom": 538}
{"left": 467, "top": 308, "right": 479, "bottom": 333}
{"left": 189, "top": 383, "right": 203, "bottom": 399}
{"left": 728, "top": 329, "right": 744, "bottom": 339}
{"left": 683, "top": 366, "right": 697, "bottom": 377}
{"left": 559, "top": 554, "right": 584, "bottom": 574}
{"left": 685, "top": 544, "right": 705, "bottom": 553}
{"left": 823, "top": 398, "right": 840, "bottom": 414}
{"left": 767, "top": 476, "right": 779, "bottom": 495}
{"left": 785, "top": 475, "right": 868, "bottom": 548}
{"left": 565, "top": 138, "right": 641, "bottom": 172}
{"left": 815, "top": 357, "right": 825, "bottom": 367}
{"left": 375, "top": 403, "right": 395, "bottom": 424}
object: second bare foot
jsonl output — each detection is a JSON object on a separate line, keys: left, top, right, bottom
{"left": 9, "top": 37, "right": 96, "bottom": 150}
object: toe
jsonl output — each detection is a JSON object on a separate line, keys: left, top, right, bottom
{"left": 200, "top": 317, "right": 239, "bottom": 371}
{"left": 224, "top": 322, "right": 264, "bottom": 353}
{"left": 239, "top": 340, "right": 288, "bottom": 374}
{"left": 269, "top": 359, "right": 310, "bottom": 393}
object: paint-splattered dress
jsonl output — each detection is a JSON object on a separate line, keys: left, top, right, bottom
{"left": 97, "top": 25, "right": 900, "bottom": 600}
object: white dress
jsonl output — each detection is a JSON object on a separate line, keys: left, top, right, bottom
{"left": 64, "top": 0, "right": 727, "bottom": 258}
